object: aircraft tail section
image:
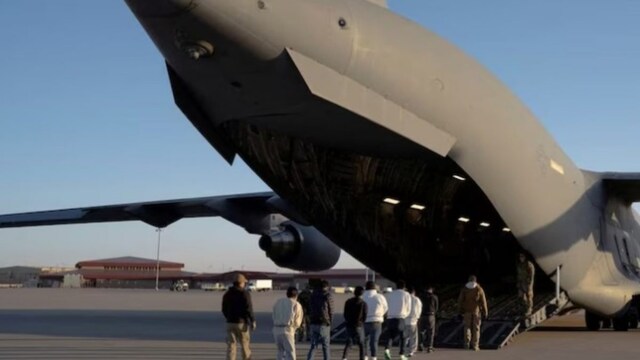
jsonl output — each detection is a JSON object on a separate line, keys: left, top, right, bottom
{"left": 601, "top": 172, "right": 640, "bottom": 205}
{"left": 364, "top": 0, "right": 387, "bottom": 8}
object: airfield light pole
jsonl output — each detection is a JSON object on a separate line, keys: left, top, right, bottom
{"left": 155, "top": 228, "right": 162, "bottom": 291}
{"left": 556, "top": 265, "right": 561, "bottom": 305}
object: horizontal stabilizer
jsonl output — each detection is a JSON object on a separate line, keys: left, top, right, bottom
{"left": 601, "top": 172, "right": 640, "bottom": 204}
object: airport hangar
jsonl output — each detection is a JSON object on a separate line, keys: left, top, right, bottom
{"left": 16, "top": 256, "right": 391, "bottom": 290}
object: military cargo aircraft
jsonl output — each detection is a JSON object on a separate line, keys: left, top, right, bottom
{"left": 2, "top": 0, "right": 639, "bottom": 333}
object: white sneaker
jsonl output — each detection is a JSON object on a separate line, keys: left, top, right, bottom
{"left": 384, "top": 349, "right": 391, "bottom": 360}
{"left": 400, "top": 355, "right": 408, "bottom": 360}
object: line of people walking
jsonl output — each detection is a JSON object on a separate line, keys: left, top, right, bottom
{"left": 221, "top": 273, "right": 495, "bottom": 360}
{"left": 297, "top": 279, "right": 430, "bottom": 360}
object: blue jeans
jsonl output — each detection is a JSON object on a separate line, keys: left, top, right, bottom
{"left": 307, "top": 324, "right": 330, "bottom": 360}
{"left": 364, "top": 322, "right": 382, "bottom": 357}
{"left": 342, "top": 326, "right": 365, "bottom": 360}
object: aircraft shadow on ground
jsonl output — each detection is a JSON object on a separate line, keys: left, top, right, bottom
{"left": 0, "top": 310, "right": 277, "bottom": 343}
{"left": 531, "top": 326, "right": 589, "bottom": 332}
{"left": 532, "top": 326, "right": 639, "bottom": 333}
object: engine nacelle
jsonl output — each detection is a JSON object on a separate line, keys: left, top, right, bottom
{"left": 259, "top": 221, "right": 341, "bottom": 271}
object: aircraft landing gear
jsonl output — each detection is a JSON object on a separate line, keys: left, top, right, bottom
{"left": 585, "top": 311, "right": 602, "bottom": 331}
{"left": 628, "top": 307, "right": 639, "bottom": 329}
{"left": 613, "top": 306, "right": 640, "bottom": 331}
{"left": 612, "top": 316, "right": 629, "bottom": 331}
{"left": 586, "top": 306, "right": 639, "bottom": 331}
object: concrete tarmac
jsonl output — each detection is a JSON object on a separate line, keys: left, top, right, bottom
{"left": 0, "top": 288, "right": 638, "bottom": 359}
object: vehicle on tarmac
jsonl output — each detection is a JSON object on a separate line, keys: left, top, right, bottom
{"left": 170, "top": 279, "right": 189, "bottom": 292}
{"left": 201, "top": 282, "right": 227, "bottom": 291}
{"left": 247, "top": 279, "right": 272, "bottom": 292}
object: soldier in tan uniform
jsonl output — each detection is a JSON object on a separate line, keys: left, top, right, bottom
{"left": 517, "top": 253, "right": 535, "bottom": 316}
{"left": 457, "top": 275, "right": 488, "bottom": 351}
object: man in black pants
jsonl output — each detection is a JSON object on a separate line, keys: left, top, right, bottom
{"left": 421, "top": 286, "right": 439, "bottom": 353}
{"left": 342, "top": 286, "right": 368, "bottom": 360}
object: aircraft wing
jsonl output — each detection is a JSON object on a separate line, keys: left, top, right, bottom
{"left": 602, "top": 172, "right": 640, "bottom": 204}
{"left": 0, "top": 192, "right": 279, "bottom": 230}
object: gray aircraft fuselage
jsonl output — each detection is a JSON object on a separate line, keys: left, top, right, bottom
{"left": 121, "top": 0, "right": 640, "bottom": 317}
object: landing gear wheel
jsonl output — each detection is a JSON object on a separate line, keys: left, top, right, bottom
{"left": 629, "top": 315, "right": 639, "bottom": 329}
{"left": 585, "top": 311, "right": 602, "bottom": 331}
{"left": 613, "top": 317, "right": 629, "bottom": 331}
{"left": 602, "top": 319, "right": 612, "bottom": 329}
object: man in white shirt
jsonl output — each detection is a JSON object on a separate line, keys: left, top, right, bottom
{"left": 363, "top": 281, "right": 389, "bottom": 360}
{"left": 383, "top": 280, "right": 412, "bottom": 360}
{"left": 404, "top": 287, "right": 422, "bottom": 357}
{"left": 273, "top": 287, "right": 304, "bottom": 360}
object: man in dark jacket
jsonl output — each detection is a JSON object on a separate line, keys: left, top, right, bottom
{"left": 222, "top": 273, "right": 255, "bottom": 360}
{"left": 307, "top": 280, "right": 334, "bottom": 360}
{"left": 342, "top": 286, "right": 368, "bottom": 360}
{"left": 421, "top": 286, "right": 439, "bottom": 353}
{"left": 297, "top": 283, "right": 313, "bottom": 341}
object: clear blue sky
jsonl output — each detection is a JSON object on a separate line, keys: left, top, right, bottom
{"left": 1, "top": 1, "right": 639, "bottom": 272}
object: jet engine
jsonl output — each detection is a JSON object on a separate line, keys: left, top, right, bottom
{"left": 259, "top": 221, "right": 340, "bottom": 271}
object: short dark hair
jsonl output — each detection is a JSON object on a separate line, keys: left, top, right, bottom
{"left": 286, "top": 287, "right": 298, "bottom": 298}
{"left": 468, "top": 275, "right": 477, "bottom": 283}
{"left": 365, "top": 281, "right": 376, "bottom": 290}
{"left": 354, "top": 286, "right": 364, "bottom": 297}
{"left": 318, "top": 280, "right": 330, "bottom": 290}
{"left": 396, "top": 280, "right": 406, "bottom": 289}
{"left": 406, "top": 285, "right": 414, "bottom": 293}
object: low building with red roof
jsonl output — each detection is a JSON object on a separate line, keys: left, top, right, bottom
{"left": 37, "top": 256, "right": 393, "bottom": 290}
{"left": 40, "top": 256, "right": 193, "bottom": 289}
